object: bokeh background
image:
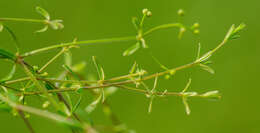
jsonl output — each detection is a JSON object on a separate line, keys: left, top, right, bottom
{"left": 0, "top": 0, "right": 259, "bottom": 133}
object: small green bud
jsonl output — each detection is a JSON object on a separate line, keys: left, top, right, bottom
{"left": 33, "top": 66, "right": 39, "bottom": 71}
{"left": 193, "top": 22, "right": 200, "bottom": 28}
{"left": 146, "top": 11, "right": 152, "bottom": 17}
{"left": 40, "top": 72, "right": 48, "bottom": 76}
{"left": 164, "top": 74, "right": 170, "bottom": 80}
{"left": 142, "top": 8, "right": 152, "bottom": 17}
{"left": 169, "top": 69, "right": 176, "bottom": 75}
{"left": 42, "top": 101, "right": 50, "bottom": 108}
{"left": 177, "top": 9, "right": 185, "bottom": 16}
{"left": 193, "top": 29, "right": 200, "bottom": 34}
{"left": 142, "top": 8, "right": 149, "bottom": 15}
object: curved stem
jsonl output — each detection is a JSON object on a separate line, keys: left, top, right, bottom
{"left": 21, "top": 22, "right": 184, "bottom": 57}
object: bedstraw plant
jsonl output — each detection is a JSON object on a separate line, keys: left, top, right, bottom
{"left": 0, "top": 7, "right": 245, "bottom": 133}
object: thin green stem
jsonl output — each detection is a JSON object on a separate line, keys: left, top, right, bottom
{"left": 143, "top": 23, "right": 183, "bottom": 36}
{"left": 18, "top": 110, "right": 36, "bottom": 133}
{"left": 18, "top": 61, "right": 199, "bottom": 96}
{"left": 0, "top": 93, "right": 83, "bottom": 129}
{"left": 0, "top": 18, "right": 46, "bottom": 23}
{"left": 39, "top": 48, "right": 67, "bottom": 72}
{"left": 22, "top": 36, "right": 136, "bottom": 57}
{"left": 21, "top": 22, "right": 185, "bottom": 57}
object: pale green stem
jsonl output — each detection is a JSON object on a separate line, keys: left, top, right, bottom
{"left": 39, "top": 48, "right": 67, "bottom": 72}
{"left": 0, "top": 18, "right": 46, "bottom": 23}
{"left": 21, "top": 22, "right": 184, "bottom": 57}
{"left": 0, "top": 93, "right": 82, "bottom": 128}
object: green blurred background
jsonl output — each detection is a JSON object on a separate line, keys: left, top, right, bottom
{"left": 0, "top": 0, "right": 259, "bottom": 133}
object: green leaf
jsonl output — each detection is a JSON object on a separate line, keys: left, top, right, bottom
{"left": 64, "top": 50, "right": 72, "bottom": 67}
{"left": 129, "top": 62, "right": 137, "bottom": 74}
{"left": 4, "top": 25, "right": 20, "bottom": 52}
{"left": 63, "top": 64, "right": 80, "bottom": 80}
{"left": 201, "top": 90, "right": 221, "bottom": 100}
{"left": 132, "top": 17, "right": 139, "bottom": 30}
{"left": 72, "top": 62, "right": 87, "bottom": 73}
{"left": 148, "top": 96, "right": 154, "bottom": 114}
{"left": 182, "top": 78, "right": 192, "bottom": 93}
{"left": 0, "top": 23, "right": 3, "bottom": 32}
{"left": 35, "top": 25, "right": 49, "bottom": 33}
{"left": 49, "top": 20, "right": 64, "bottom": 30}
{"left": 85, "top": 93, "right": 103, "bottom": 114}
{"left": 224, "top": 23, "right": 246, "bottom": 41}
{"left": 92, "top": 56, "right": 105, "bottom": 80}
{"left": 104, "top": 87, "right": 118, "bottom": 97}
{"left": 36, "top": 6, "right": 50, "bottom": 20}
{"left": 72, "top": 95, "right": 82, "bottom": 113}
{"left": 0, "top": 49, "right": 16, "bottom": 61}
{"left": 0, "top": 64, "right": 16, "bottom": 83}
{"left": 182, "top": 97, "right": 191, "bottom": 115}
{"left": 140, "top": 38, "right": 148, "bottom": 48}
{"left": 45, "top": 82, "right": 55, "bottom": 90}
{"left": 196, "top": 50, "right": 213, "bottom": 63}
{"left": 199, "top": 63, "right": 215, "bottom": 74}
{"left": 152, "top": 56, "right": 168, "bottom": 70}
{"left": 123, "top": 42, "right": 140, "bottom": 56}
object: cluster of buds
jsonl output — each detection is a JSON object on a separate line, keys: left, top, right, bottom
{"left": 142, "top": 8, "right": 152, "bottom": 17}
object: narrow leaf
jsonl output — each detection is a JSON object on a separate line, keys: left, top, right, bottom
{"left": 104, "top": 87, "right": 118, "bottom": 97}
{"left": 129, "top": 62, "right": 137, "bottom": 74}
{"left": 148, "top": 96, "right": 154, "bottom": 114}
{"left": 36, "top": 6, "right": 50, "bottom": 20}
{"left": 182, "top": 78, "right": 192, "bottom": 93}
{"left": 49, "top": 20, "right": 64, "bottom": 30}
{"left": 0, "top": 49, "right": 16, "bottom": 61}
{"left": 199, "top": 63, "right": 215, "bottom": 74}
{"left": 140, "top": 38, "right": 148, "bottom": 48}
{"left": 64, "top": 50, "right": 72, "bottom": 67}
{"left": 72, "top": 95, "right": 82, "bottom": 113}
{"left": 224, "top": 24, "right": 235, "bottom": 42}
{"left": 85, "top": 93, "right": 103, "bottom": 114}
{"left": 132, "top": 17, "right": 139, "bottom": 30}
{"left": 4, "top": 25, "right": 20, "bottom": 52}
{"left": 182, "top": 97, "right": 191, "bottom": 115}
{"left": 35, "top": 25, "right": 48, "bottom": 33}
{"left": 123, "top": 42, "right": 140, "bottom": 56}
{"left": 0, "top": 64, "right": 16, "bottom": 83}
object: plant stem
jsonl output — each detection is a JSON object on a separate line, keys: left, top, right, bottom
{"left": 18, "top": 110, "right": 36, "bottom": 133}
{"left": 39, "top": 48, "right": 67, "bottom": 72}
{"left": 0, "top": 18, "right": 45, "bottom": 23}
{"left": 18, "top": 61, "right": 199, "bottom": 96}
{"left": 22, "top": 36, "right": 136, "bottom": 57}
{"left": 0, "top": 94, "right": 83, "bottom": 129}
{"left": 21, "top": 22, "right": 184, "bottom": 57}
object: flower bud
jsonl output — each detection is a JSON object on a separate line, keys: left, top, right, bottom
{"left": 142, "top": 8, "right": 149, "bottom": 15}
{"left": 193, "top": 29, "right": 200, "bottom": 34}
{"left": 178, "top": 9, "right": 185, "bottom": 16}
{"left": 193, "top": 22, "right": 200, "bottom": 28}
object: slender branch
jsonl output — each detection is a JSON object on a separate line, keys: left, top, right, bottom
{"left": 18, "top": 110, "right": 36, "bottom": 133}
{"left": 0, "top": 93, "right": 83, "bottom": 129}
{"left": 21, "top": 36, "right": 136, "bottom": 57}
{"left": 39, "top": 48, "right": 67, "bottom": 72}
{"left": 0, "top": 18, "right": 46, "bottom": 23}
{"left": 21, "top": 22, "right": 185, "bottom": 57}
